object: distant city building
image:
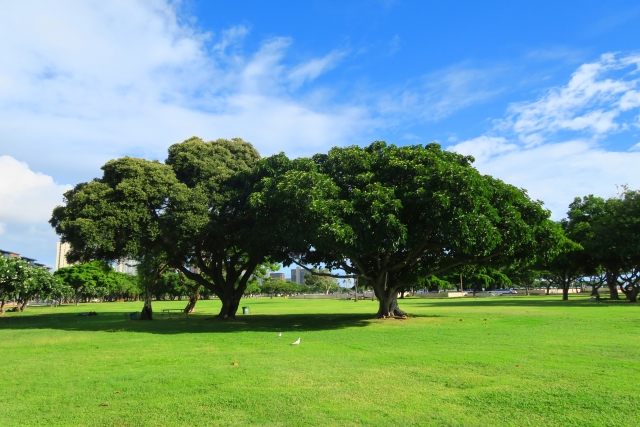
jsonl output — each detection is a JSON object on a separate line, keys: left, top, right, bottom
{"left": 269, "top": 272, "right": 285, "bottom": 281}
{"left": 55, "top": 242, "right": 74, "bottom": 270}
{"left": 114, "top": 259, "right": 138, "bottom": 275}
{"left": 291, "top": 266, "right": 309, "bottom": 284}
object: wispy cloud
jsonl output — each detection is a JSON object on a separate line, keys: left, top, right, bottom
{"left": 376, "top": 64, "right": 506, "bottom": 122}
{"left": 388, "top": 35, "right": 401, "bottom": 55}
{"left": 498, "top": 53, "right": 640, "bottom": 146}
{"left": 288, "top": 50, "right": 347, "bottom": 88}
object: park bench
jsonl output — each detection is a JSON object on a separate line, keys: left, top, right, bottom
{"left": 160, "top": 308, "right": 188, "bottom": 320}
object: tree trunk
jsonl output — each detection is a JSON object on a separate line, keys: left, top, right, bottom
{"left": 183, "top": 288, "right": 199, "bottom": 314}
{"left": 216, "top": 293, "right": 242, "bottom": 319}
{"left": 591, "top": 286, "right": 601, "bottom": 297}
{"left": 374, "top": 287, "right": 407, "bottom": 318}
{"left": 0, "top": 298, "right": 5, "bottom": 315}
{"left": 140, "top": 286, "right": 153, "bottom": 320}
{"left": 606, "top": 271, "right": 619, "bottom": 300}
{"left": 562, "top": 285, "right": 569, "bottom": 301}
{"left": 619, "top": 284, "right": 638, "bottom": 303}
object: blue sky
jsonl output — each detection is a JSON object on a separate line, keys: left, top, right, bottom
{"left": 1, "top": 0, "right": 640, "bottom": 266}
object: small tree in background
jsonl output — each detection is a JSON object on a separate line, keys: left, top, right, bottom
{"left": 54, "top": 261, "right": 113, "bottom": 305}
{"left": 0, "top": 257, "right": 27, "bottom": 314}
{"left": 304, "top": 268, "right": 338, "bottom": 294}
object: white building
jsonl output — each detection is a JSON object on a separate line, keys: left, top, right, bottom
{"left": 55, "top": 242, "right": 74, "bottom": 271}
{"left": 55, "top": 241, "right": 137, "bottom": 275}
{"left": 114, "top": 259, "right": 138, "bottom": 275}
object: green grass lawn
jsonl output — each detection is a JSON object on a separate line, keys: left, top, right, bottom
{"left": 1, "top": 296, "right": 639, "bottom": 426}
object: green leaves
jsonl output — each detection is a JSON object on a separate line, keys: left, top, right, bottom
{"left": 255, "top": 141, "right": 550, "bottom": 291}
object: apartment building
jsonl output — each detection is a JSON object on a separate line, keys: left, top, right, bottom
{"left": 1, "top": 249, "right": 49, "bottom": 269}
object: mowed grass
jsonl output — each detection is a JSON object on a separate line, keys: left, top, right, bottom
{"left": 1, "top": 296, "right": 639, "bottom": 427}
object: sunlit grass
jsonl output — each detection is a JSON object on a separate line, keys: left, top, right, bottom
{"left": 1, "top": 296, "right": 639, "bottom": 426}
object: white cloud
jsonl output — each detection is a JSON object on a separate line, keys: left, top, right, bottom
{"left": 0, "top": 156, "right": 71, "bottom": 224}
{"left": 1, "top": 0, "right": 492, "bottom": 264}
{"left": 449, "top": 54, "right": 640, "bottom": 218}
{"left": 0, "top": 0, "right": 502, "bottom": 185}
{"left": 448, "top": 136, "right": 517, "bottom": 163}
{"left": 0, "top": 0, "right": 374, "bottom": 182}
{"left": 502, "top": 53, "right": 640, "bottom": 145}
{"left": 459, "top": 141, "right": 640, "bottom": 218}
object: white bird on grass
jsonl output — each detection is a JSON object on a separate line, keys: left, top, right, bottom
{"left": 277, "top": 333, "right": 282, "bottom": 337}
{"left": 291, "top": 338, "right": 301, "bottom": 345}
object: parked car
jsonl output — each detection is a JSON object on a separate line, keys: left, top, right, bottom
{"left": 488, "top": 288, "right": 518, "bottom": 296}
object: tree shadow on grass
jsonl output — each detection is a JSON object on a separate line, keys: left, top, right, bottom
{"left": 0, "top": 312, "right": 375, "bottom": 335}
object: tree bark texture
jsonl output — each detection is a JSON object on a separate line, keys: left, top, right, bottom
{"left": 0, "top": 298, "right": 5, "bottom": 315}
{"left": 562, "top": 286, "right": 569, "bottom": 301}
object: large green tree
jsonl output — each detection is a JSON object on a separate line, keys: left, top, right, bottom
{"left": 567, "top": 191, "right": 640, "bottom": 301}
{"left": 589, "top": 190, "right": 640, "bottom": 302}
{"left": 51, "top": 137, "right": 284, "bottom": 319}
{"left": 253, "top": 142, "right": 553, "bottom": 318}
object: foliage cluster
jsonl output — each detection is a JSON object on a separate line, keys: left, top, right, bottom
{"left": 0, "top": 257, "right": 69, "bottom": 313}
{"left": 53, "top": 261, "right": 140, "bottom": 304}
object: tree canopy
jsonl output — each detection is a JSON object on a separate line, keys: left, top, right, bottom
{"left": 253, "top": 141, "right": 554, "bottom": 317}
{"left": 51, "top": 137, "right": 284, "bottom": 319}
